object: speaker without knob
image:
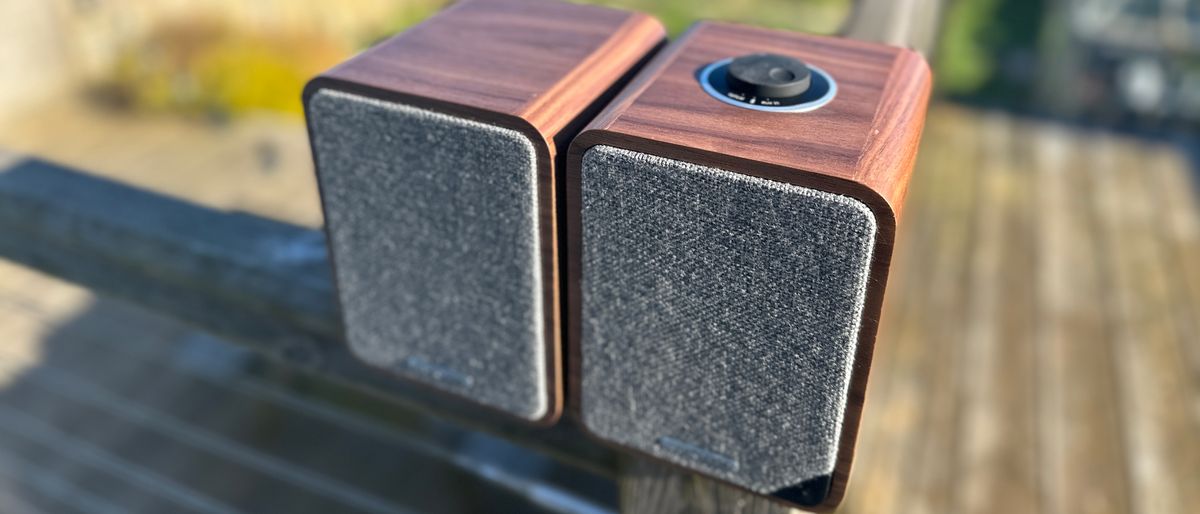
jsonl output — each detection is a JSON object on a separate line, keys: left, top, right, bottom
{"left": 566, "top": 22, "right": 930, "bottom": 508}
{"left": 304, "top": 0, "right": 664, "bottom": 424}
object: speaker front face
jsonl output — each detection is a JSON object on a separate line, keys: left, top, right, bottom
{"left": 309, "top": 89, "right": 549, "bottom": 420}
{"left": 579, "top": 144, "right": 877, "bottom": 497}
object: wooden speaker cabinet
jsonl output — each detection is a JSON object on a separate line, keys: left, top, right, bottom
{"left": 566, "top": 21, "right": 931, "bottom": 509}
{"left": 305, "top": 0, "right": 664, "bottom": 424}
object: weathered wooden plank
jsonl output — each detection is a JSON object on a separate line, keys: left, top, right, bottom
{"left": 0, "top": 155, "right": 618, "bottom": 480}
{"left": 955, "top": 113, "right": 1041, "bottom": 514}
{"left": 1091, "top": 134, "right": 1200, "bottom": 514}
{"left": 0, "top": 268, "right": 620, "bottom": 514}
{"left": 1128, "top": 140, "right": 1200, "bottom": 509}
{"left": 1146, "top": 147, "right": 1200, "bottom": 412}
{"left": 1032, "top": 125, "right": 1131, "bottom": 514}
{"left": 893, "top": 106, "right": 982, "bottom": 514}
{"left": 0, "top": 441, "right": 132, "bottom": 514}
{"left": 0, "top": 345, "right": 401, "bottom": 514}
{"left": 953, "top": 114, "right": 1009, "bottom": 513}
{"left": 994, "top": 114, "right": 1041, "bottom": 514}
{"left": 0, "top": 108, "right": 324, "bottom": 227}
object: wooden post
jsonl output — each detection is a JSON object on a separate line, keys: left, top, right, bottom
{"left": 841, "top": 0, "right": 945, "bottom": 54}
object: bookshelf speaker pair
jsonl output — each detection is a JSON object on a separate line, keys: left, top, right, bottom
{"left": 305, "top": 0, "right": 930, "bottom": 509}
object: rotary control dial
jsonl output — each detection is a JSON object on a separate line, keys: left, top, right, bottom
{"left": 726, "top": 53, "right": 812, "bottom": 102}
{"left": 698, "top": 53, "right": 837, "bottom": 113}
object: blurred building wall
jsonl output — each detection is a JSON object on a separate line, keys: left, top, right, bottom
{"left": 0, "top": 1, "right": 74, "bottom": 123}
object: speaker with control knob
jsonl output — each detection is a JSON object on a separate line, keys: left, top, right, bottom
{"left": 304, "top": 0, "right": 664, "bottom": 424}
{"left": 566, "top": 22, "right": 930, "bottom": 509}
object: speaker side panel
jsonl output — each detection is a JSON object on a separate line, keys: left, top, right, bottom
{"left": 578, "top": 145, "right": 877, "bottom": 494}
{"left": 308, "top": 89, "right": 548, "bottom": 421}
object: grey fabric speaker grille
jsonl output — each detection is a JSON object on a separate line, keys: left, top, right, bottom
{"left": 308, "top": 89, "right": 546, "bottom": 420}
{"left": 578, "top": 145, "right": 877, "bottom": 493}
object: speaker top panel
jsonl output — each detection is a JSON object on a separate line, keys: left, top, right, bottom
{"left": 306, "top": 0, "right": 665, "bottom": 144}
{"left": 573, "top": 21, "right": 931, "bottom": 223}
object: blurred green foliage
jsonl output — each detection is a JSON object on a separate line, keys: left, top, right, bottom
{"left": 936, "top": 0, "right": 997, "bottom": 93}
{"left": 98, "top": 1, "right": 445, "bottom": 119}
{"left": 587, "top": 0, "right": 850, "bottom": 36}
{"left": 935, "top": 0, "right": 1045, "bottom": 103}
{"left": 360, "top": 0, "right": 447, "bottom": 48}
{"left": 103, "top": 18, "right": 347, "bottom": 118}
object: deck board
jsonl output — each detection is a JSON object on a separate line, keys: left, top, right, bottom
{"left": 1100, "top": 136, "right": 1200, "bottom": 514}
{"left": 897, "top": 107, "right": 980, "bottom": 514}
{"left": 1033, "top": 124, "right": 1132, "bottom": 514}
{"left": 1148, "top": 148, "right": 1200, "bottom": 417}
{"left": 952, "top": 113, "right": 1041, "bottom": 514}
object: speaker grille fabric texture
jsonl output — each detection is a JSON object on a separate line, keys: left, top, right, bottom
{"left": 578, "top": 145, "right": 878, "bottom": 493}
{"left": 308, "top": 89, "right": 547, "bottom": 420}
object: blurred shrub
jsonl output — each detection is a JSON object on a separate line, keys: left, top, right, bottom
{"left": 936, "top": 0, "right": 1045, "bottom": 103}
{"left": 588, "top": 0, "right": 851, "bottom": 36}
{"left": 98, "top": 18, "right": 347, "bottom": 118}
{"left": 193, "top": 32, "right": 346, "bottom": 116}
{"left": 94, "top": 0, "right": 455, "bottom": 119}
{"left": 360, "top": 0, "right": 448, "bottom": 48}
{"left": 936, "top": 0, "right": 998, "bottom": 93}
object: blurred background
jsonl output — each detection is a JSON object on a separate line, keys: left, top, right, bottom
{"left": 0, "top": 0, "right": 1197, "bottom": 513}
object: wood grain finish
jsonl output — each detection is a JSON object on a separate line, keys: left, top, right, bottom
{"left": 564, "top": 21, "right": 931, "bottom": 510}
{"left": 303, "top": 0, "right": 665, "bottom": 425}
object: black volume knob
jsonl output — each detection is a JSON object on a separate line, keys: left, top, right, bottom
{"left": 726, "top": 53, "right": 812, "bottom": 100}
